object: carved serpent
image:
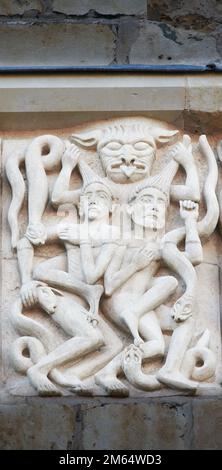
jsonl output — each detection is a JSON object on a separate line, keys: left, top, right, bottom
{"left": 10, "top": 294, "right": 56, "bottom": 373}
{"left": 6, "top": 135, "right": 65, "bottom": 249}
{"left": 182, "top": 329, "right": 216, "bottom": 381}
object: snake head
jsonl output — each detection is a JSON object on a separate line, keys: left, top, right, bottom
{"left": 172, "top": 295, "right": 193, "bottom": 323}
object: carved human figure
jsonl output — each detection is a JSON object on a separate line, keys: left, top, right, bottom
{"left": 94, "top": 184, "right": 201, "bottom": 395}
{"left": 6, "top": 121, "right": 219, "bottom": 397}
{"left": 14, "top": 148, "right": 123, "bottom": 395}
{"left": 155, "top": 136, "right": 219, "bottom": 391}
{"left": 11, "top": 285, "right": 105, "bottom": 396}
{"left": 94, "top": 135, "right": 219, "bottom": 395}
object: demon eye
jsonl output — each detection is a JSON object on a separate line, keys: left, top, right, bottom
{"left": 105, "top": 142, "right": 122, "bottom": 151}
{"left": 134, "top": 142, "right": 151, "bottom": 151}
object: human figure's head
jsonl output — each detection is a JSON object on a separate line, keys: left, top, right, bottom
{"left": 80, "top": 181, "right": 113, "bottom": 222}
{"left": 128, "top": 185, "right": 168, "bottom": 233}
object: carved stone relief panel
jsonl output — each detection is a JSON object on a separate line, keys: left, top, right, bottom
{"left": 2, "top": 116, "right": 222, "bottom": 397}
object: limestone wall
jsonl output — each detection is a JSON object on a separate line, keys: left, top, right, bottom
{"left": 0, "top": 396, "right": 222, "bottom": 450}
{"left": 0, "top": 1, "right": 221, "bottom": 66}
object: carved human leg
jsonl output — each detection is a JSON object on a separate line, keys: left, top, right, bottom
{"left": 94, "top": 312, "right": 165, "bottom": 394}
{"left": 28, "top": 328, "right": 104, "bottom": 396}
{"left": 94, "top": 352, "right": 129, "bottom": 396}
{"left": 33, "top": 256, "right": 103, "bottom": 315}
{"left": 120, "top": 276, "right": 178, "bottom": 345}
{"left": 67, "top": 315, "right": 123, "bottom": 381}
{"left": 95, "top": 277, "right": 177, "bottom": 395}
{"left": 120, "top": 311, "right": 164, "bottom": 391}
{"left": 157, "top": 317, "right": 197, "bottom": 391}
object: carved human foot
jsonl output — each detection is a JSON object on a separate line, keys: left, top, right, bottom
{"left": 50, "top": 369, "right": 84, "bottom": 389}
{"left": 157, "top": 368, "right": 198, "bottom": 392}
{"left": 51, "top": 369, "right": 95, "bottom": 395}
{"left": 122, "top": 344, "right": 161, "bottom": 391}
{"left": 27, "top": 366, "right": 62, "bottom": 396}
{"left": 95, "top": 373, "right": 129, "bottom": 397}
{"left": 73, "top": 382, "right": 95, "bottom": 396}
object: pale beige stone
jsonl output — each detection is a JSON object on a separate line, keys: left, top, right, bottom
{"left": 3, "top": 116, "right": 221, "bottom": 398}
{"left": 0, "top": 75, "right": 186, "bottom": 113}
{"left": 0, "top": 74, "right": 221, "bottom": 114}
{"left": 186, "top": 76, "right": 222, "bottom": 112}
{"left": 0, "top": 24, "right": 115, "bottom": 67}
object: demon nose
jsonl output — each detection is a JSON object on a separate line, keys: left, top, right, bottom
{"left": 121, "top": 156, "right": 135, "bottom": 166}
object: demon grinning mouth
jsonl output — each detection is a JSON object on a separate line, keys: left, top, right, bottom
{"left": 110, "top": 160, "right": 147, "bottom": 173}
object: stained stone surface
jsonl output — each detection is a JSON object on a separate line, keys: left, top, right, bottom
{"left": 0, "top": 0, "right": 42, "bottom": 16}
{"left": 0, "top": 396, "right": 222, "bottom": 450}
{"left": 52, "top": 0, "right": 147, "bottom": 16}
{"left": 0, "top": 1, "right": 221, "bottom": 67}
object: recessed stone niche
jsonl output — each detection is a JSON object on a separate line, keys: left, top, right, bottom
{"left": 1, "top": 74, "right": 222, "bottom": 403}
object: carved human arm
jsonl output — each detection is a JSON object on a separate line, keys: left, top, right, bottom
{"left": 164, "top": 135, "right": 219, "bottom": 247}
{"left": 161, "top": 133, "right": 219, "bottom": 323}
{"left": 17, "top": 237, "right": 45, "bottom": 307}
{"left": 161, "top": 241, "right": 197, "bottom": 322}
{"left": 160, "top": 201, "right": 201, "bottom": 322}
{"left": 17, "top": 237, "right": 34, "bottom": 285}
{"left": 170, "top": 135, "right": 200, "bottom": 202}
{"left": 104, "top": 244, "right": 135, "bottom": 296}
{"left": 179, "top": 200, "right": 203, "bottom": 265}
{"left": 51, "top": 144, "right": 81, "bottom": 206}
{"left": 104, "top": 245, "right": 160, "bottom": 296}
{"left": 80, "top": 241, "right": 117, "bottom": 285}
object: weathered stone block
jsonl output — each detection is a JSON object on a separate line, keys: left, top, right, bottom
{"left": 147, "top": 0, "right": 222, "bottom": 23}
{"left": 192, "top": 399, "right": 222, "bottom": 449}
{"left": 186, "top": 76, "right": 222, "bottom": 112}
{"left": 0, "top": 403, "right": 76, "bottom": 450}
{"left": 0, "top": 24, "right": 115, "bottom": 66}
{"left": 129, "top": 21, "right": 220, "bottom": 65}
{"left": 81, "top": 400, "right": 192, "bottom": 450}
{"left": 52, "top": 0, "right": 147, "bottom": 16}
{"left": 0, "top": 0, "right": 42, "bottom": 15}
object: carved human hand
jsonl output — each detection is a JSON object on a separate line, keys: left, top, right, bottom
{"left": 58, "top": 223, "right": 80, "bottom": 245}
{"left": 169, "top": 135, "right": 193, "bottom": 167}
{"left": 132, "top": 246, "right": 159, "bottom": 271}
{"left": 25, "top": 223, "right": 47, "bottom": 246}
{"left": 20, "top": 280, "right": 46, "bottom": 308}
{"left": 172, "top": 295, "right": 193, "bottom": 323}
{"left": 179, "top": 200, "right": 199, "bottom": 221}
{"left": 62, "top": 144, "right": 80, "bottom": 168}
